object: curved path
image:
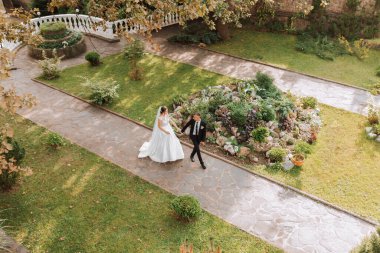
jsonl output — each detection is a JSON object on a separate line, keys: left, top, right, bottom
{"left": 3, "top": 36, "right": 377, "bottom": 253}
{"left": 149, "top": 27, "right": 380, "bottom": 116}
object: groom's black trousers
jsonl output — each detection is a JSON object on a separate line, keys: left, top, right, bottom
{"left": 190, "top": 135, "right": 204, "bottom": 165}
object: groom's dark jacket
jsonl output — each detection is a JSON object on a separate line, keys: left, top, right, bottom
{"left": 181, "top": 119, "right": 207, "bottom": 142}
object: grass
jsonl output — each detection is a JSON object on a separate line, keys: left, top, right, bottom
{"left": 43, "top": 53, "right": 380, "bottom": 221}
{"left": 0, "top": 114, "right": 281, "bottom": 253}
{"left": 248, "top": 105, "right": 380, "bottom": 221}
{"left": 208, "top": 28, "right": 380, "bottom": 90}
{"left": 43, "top": 53, "right": 230, "bottom": 126}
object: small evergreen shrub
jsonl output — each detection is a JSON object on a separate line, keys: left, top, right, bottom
{"left": 85, "top": 51, "right": 100, "bottom": 66}
{"left": 124, "top": 39, "right": 144, "bottom": 62}
{"left": 83, "top": 79, "right": 120, "bottom": 105}
{"left": 171, "top": 195, "right": 202, "bottom": 221}
{"left": 268, "top": 162, "right": 284, "bottom": 171}
{"left": 0, "top": 138, "right": 25, "bottom": 191}
{"left": 254, "top": 72, "right": 281, "bottom": 99}
{"left": 208, "top": 90, "right": 230, "bottom": 113}
{"left": 301, "top": 96, "right": 317, "bottom": 109}
{"left": 257, "top": 102, "right": 276, "bottom": 122}
{"left": 251, "top": 127, "right": 269, "bottom": 143}
{"left": 294, "top": 141, "right": 312, "bottom": 157}
{"left": 268, "top": 147, "right": 287, "bottom": 163}
{"left": 47, "top": 132, "right": 65, "bottom": 149}
{"left": 228, "top": 102, "right": 252, "bottom": 129}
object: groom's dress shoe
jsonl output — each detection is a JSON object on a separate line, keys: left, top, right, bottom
{"left": 201, "top": 164, "right": 206, "bottom": 170}
{"left": 190, "top": 156, "right": 195, "bottom": 162}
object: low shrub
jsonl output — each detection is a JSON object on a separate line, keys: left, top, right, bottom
{"left": 268, "top": 147, "right": 286, "bottom": 163}
{"left": 254, "top": 72, "right": 281, "bottom": 99}
{"left": 268, "top": 162, "right": 284, "bottom": 171}
{"left": 257, "top": 102, "right": 276, "bottom": 122}
{"left": 85, "top": 51, "right": 100, "bottom": 66}
{"left": 367, "top": 102, "right": 380, "bottom": 125}
{"left": 251, "top": 127, "right": 269, "bottom": 143}
{"left": 82, "top": 79, "right": 120, "bottom": 105}
{"left": 208, "top": 90, "right": 230, "bottom": 113}
{"left": 171, "top": 195, "right": 202, "bottom": 221}
{"left": 353, "top": 39, "right": 370, "bottom": 60}
{"left": 39, "top": 50, "right": 61, "bottom": 80}
{"left": 351, "top": 227, "right": 380, "bottom": 253}
{"left": 301, "top": 96, "right": 317, "bottom": 109}
{"left": 168, "top": 23, "right": 220, "bottom": 45}
{"left": 124, "top": 39, "right": 144, "bottom": 62}
{"left": 228, "top": 102, "right": 252, "bottom": 129}
{"left": 294, "top": 141, "right": 312, "bottom": 157}
{"left": 47, "top": 132, "right": 65, "bottom": 149}
{"left": 373, "top": 124, "right": 380, "bottom": 135}
{"left": 3, "top": 138, "right": 25, "bottom": 165}
{"left": 0, "top": 138, "right": 25, "bottom": 191}
{"left": 296, "top": 34, "right": 347, "bottom": 61}
{"left": 172, "top": 94, "right": 188, "bottom": 106}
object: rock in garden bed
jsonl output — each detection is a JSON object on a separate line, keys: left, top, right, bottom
{"left": 171, "top": 72, "right": 323, "bottom": 170}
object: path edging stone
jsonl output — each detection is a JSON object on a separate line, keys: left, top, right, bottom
{"left": 32, "top": 77, "right": 380, "bottom": 227}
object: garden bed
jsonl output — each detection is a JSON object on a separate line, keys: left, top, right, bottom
{"left": 41, "top": 52, "right": 380, "bottom": 221}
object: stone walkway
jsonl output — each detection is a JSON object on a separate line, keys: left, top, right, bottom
{"left": 149, "top": 27, "right": 380, "bottom": 116}
{"left": 2, "top": 36, "right": 377, "bottom": 253}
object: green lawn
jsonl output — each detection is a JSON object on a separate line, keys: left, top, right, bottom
{"left": 42, "top": 53, "right": 380, "bottom": 222}
{"left": 208, "top": 28, "right": 380, "bottom": 90}
{"left": 0, "top": 114, "right": 280, "bottom": 253}
{"left": 44, "top": 53, "right": 230, "bottom": 126}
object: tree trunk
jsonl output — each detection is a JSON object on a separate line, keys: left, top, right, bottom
{"left": 216, "top": 20, "right": 231, "bottom": 41}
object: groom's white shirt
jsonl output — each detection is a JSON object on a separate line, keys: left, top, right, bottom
{"left": 193, "top": 121, "right": 200, "bottom": 135}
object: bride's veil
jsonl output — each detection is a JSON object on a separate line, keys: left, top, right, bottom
{"left": 151, "top": 106, "right": 162, "bottom": 141}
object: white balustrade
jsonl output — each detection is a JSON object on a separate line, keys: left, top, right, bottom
{"left": 1, "top": 11, "right": 181, "bottom": 52}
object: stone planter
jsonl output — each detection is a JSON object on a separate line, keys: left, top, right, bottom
{"left": 28, "top": 36, "right": 86, "bottom": 60}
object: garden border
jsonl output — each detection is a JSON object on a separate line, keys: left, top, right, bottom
{"left": 191, "top": 44, "right": 372, "bottom": 93}
{"left": 32, "top": 77, "right": 380, "bottom": 227}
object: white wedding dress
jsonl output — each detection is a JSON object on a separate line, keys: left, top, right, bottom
{"left": 138, "top": 108, "right": 184, "bottom": 163}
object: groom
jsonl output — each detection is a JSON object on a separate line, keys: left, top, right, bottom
{"left": 181, "top": 113, "right": 207, "bottom": 170}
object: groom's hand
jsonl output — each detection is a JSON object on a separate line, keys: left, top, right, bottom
{"left": 200, "top": 141, "right": 205, "bottom": 146}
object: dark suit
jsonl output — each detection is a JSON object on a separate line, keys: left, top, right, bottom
{"left": 181, "top": 119, "right": 206, "bottom": 165}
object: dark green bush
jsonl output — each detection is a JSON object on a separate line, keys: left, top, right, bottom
{"left": 85, "top": 52, "right": 101, "bottom": 66}
{"left": 0, "top": 138, "right": 25, "bottom": 191}
{"left": 268, "top": 147, "right": 286, "bottom": 163}
{"left": 171, "top": 195, "right": 202, "bottom": 221}
{"left": 294, "top": 141, "right": 312, "bottom": 157}
{"left": 168, "top": 34, "right": 199, "bottom": 44}
{"left": 251, "top": 127, "right": 269, "bottom": 143}
{"left": 301, "top": 96, "right": 318, "bottom": 109}
{"left": 228, "top": 102, "right": 252, "bottom": 129}
{"left": 296, "top": 34, "right": 347, "bottom": 61}
{"left": 47, "top": 132, "right": 65, "bottom": 149}
{"left": 257, "top": 102, "right": 276, "bottom": 122}
{"left": 167, "top": 23, "right": 220, "bottom": 45}
{"left": 254, "top": 72, "right": 281, "bottom": 99}
{"left": 208, "top": 90, "right": 230, "bottom": 113}
{"left": 124, "top": 39, "right": 145, "bottom": 61}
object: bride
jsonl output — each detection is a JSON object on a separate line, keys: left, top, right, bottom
{"left": 138, "top": 106, "right": 184, "bottom": 163}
